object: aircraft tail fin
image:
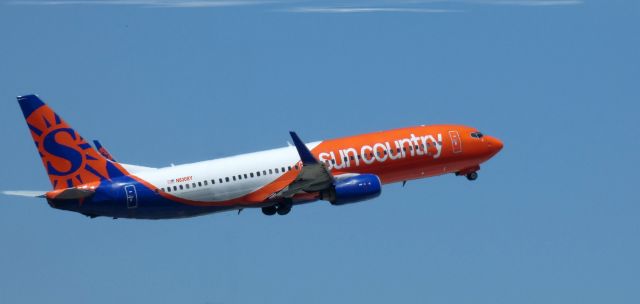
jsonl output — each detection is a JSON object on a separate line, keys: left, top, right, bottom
{"left": 17, "top": 95, "right": 130, "bottom": 190}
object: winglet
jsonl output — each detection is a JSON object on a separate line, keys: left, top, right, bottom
{"left": 289, "top": 131, "right": 318, "bottom": 165}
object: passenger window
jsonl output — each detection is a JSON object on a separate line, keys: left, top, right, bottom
{"left": 179, "top": 185, "right": 183, "bottom": 190}
{"left": 160, "top": 188, "right": 164, "bottom": 192}
{"left": 244, "top": 174, "right": 248, "bottom": 179}
{"left": 275, "top": 168, "right": 279, "bottom": 174}
{"left": 198, "top": 182, "right": 202, "bottom": 187}
{"left": 250, "top": 172, "right": 254, "bottom": 177}
{"left": 204, "top": 180, "right": 208, "bottom": 186}
{"left": 350, "top": 156, "right": 354, "bottom": 161}
{"left": 288, "top": 166, "right": 292, "bottom": 171}
{"left": 173, "top": 186, "right": 177, "bottom": 191}
{"left": 257, "top": 171, "right": 261, "bottom": 177}
{"left": 185, "top": 184, "right": 190, "bottom": 189}
{"left": 192, "top": 183, "right": 196, "bottom": 188}
{"left": 225, "top": 177, "right": 230, "bottom": 182}
{"left": 233, "top": 176, "right": 236, "bottom": 181}
{"left": 219, "top": 178, "right": 223, "bottom": 183}
{"left": 263, "top": 170, "right": 267, "bottom": 175}
{"left": 238, "top": 175, "right": 242, "bottom": 180}
{"left": 269, "top": 169, "right": 273, "bottom": 174}
{"left": 166, "top": 187, "right": 171, "bottom": 193}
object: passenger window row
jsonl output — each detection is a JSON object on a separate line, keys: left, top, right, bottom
{"left": 156, "top": 164, "right": 299, "bottom": 193}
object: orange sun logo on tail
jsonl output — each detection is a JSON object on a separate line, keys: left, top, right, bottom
{"left": 19, "top": 95, "right": 128, "bottom": 189}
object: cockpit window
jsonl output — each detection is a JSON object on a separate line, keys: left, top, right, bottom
{"left": 471, "top": 132, "right": 484, "bottom": 138}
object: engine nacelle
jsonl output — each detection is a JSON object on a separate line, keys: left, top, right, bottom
{"left": 321, "top": 174, "right": 382, "bottom": 205}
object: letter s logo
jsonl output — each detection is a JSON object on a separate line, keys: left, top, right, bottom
{"left": 42, "top": 128, "right": 84, "bottom": 176}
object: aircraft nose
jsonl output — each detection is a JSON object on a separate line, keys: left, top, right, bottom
{"left": 486, "top": 136, "right": 504, "bottom": 154}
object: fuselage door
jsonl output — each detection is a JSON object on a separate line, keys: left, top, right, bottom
{"left": 449, "top": 130, "right": 462, "bottom": 153}
{"left": 124, "top": 185, "right": 138, "bottom": 209}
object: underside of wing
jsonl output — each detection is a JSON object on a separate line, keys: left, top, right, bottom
{"left": 271, "top": 132, "right": 335, "bottom": 199}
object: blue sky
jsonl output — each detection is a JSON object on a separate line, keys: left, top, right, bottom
{"left": 0, "top": 0, "right": 638, "bottom": 303}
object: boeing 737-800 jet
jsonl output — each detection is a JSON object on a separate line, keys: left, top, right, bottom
{"left": 3, "top": 95, "right": 503, "bottom": 219}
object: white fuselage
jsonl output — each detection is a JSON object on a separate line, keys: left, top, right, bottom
{"left": 134, "top": 142, "right": 321, "bottom": 202}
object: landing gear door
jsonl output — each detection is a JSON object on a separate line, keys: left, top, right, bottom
{"left": 124, "top": 185, "right": 138, "bottom": 209}
{"left": 449, "top": 130, "right": 462, "bottom": 154}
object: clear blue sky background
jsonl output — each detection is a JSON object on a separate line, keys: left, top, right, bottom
{"left": 0, "top": 0, "right": 638, "bottom": 303}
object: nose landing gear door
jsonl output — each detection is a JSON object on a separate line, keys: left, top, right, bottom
{"left": 124, "top": 185, "right": 138, "bottom": 209}
{"left": 449, "top": 130, "right": 462, "bottom": 154}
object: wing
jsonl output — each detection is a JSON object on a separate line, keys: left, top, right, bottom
{"left": 270, "top": 132, "right": 335, "bottom": 199}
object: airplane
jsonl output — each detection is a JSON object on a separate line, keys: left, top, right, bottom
{"left": 3, "top": 95, "right": 503, "bottom": 219}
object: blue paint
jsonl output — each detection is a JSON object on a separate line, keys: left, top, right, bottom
{"left": 290, "top": 131, "right": 318, "bottom": 165}
{"left": 332, "top": 174, "right": 381, "bottom": 205}
{"left": 17, "top": 95, "right": 45, "bottom": 118}
{"left": 42, "top": 128, "right": 83, "bottom": 176}
{"left": 48, "top": 175, "right": 233, "bottom": 219}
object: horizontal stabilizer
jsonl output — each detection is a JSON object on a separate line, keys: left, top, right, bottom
{"left": 93, "top": 140, "right": 157, "bottom": 173}
{"left": 121, "top": 163, "right": 158, "bottom": 173}
{"left": 93, "top": 140, "right": 117, "bottom": 162}
{"left": 50, "top": 187, "right": 94, "bottom": 200}
{"left": 2, "top": 190, "right": 47, "bottom": 198}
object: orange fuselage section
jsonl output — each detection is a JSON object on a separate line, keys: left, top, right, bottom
{"left": 310, "top": 125, "right": 503, "bottom": 184}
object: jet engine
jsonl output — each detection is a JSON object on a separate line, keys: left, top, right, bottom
{"left": 320, "top": 174, "right": 382, "bottom": 205}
